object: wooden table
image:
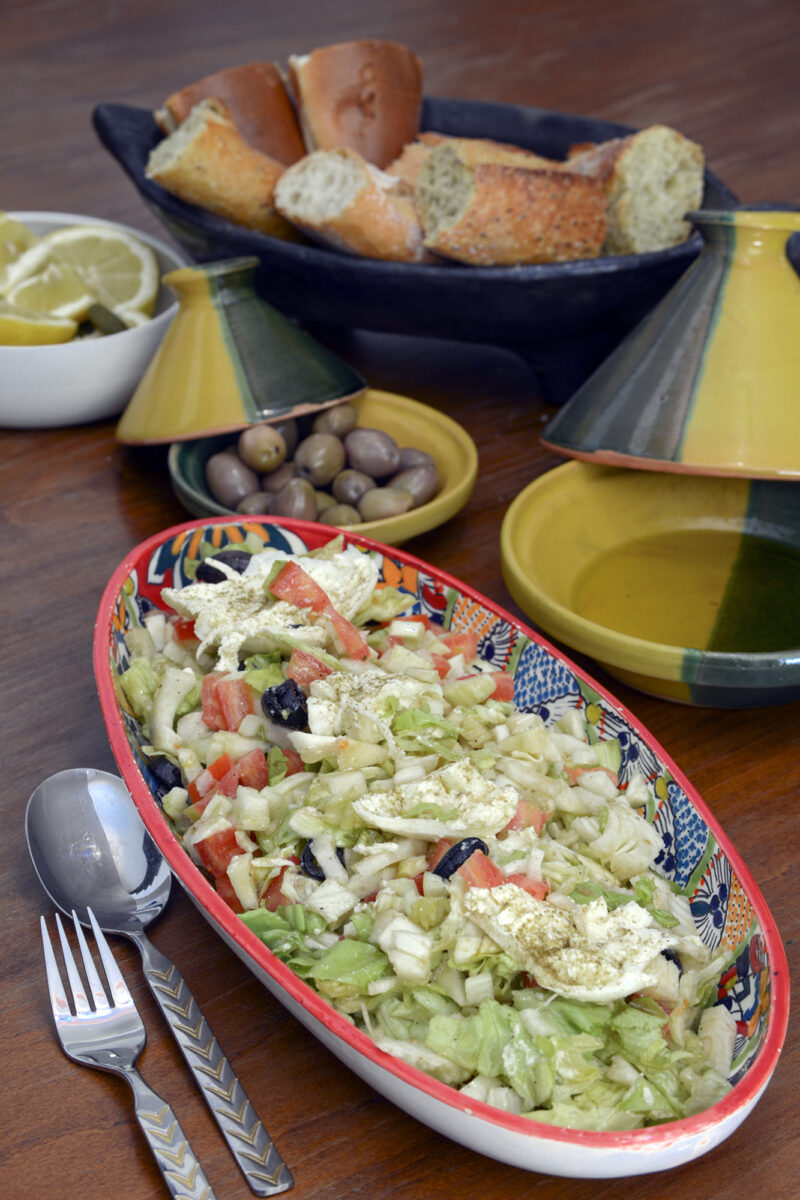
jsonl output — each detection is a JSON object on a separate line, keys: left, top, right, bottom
{"left": 3, "top": 2, "right": 798, "bottom": 1197}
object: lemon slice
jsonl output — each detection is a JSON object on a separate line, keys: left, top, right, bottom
{"left": 41, "top": 225, "right": 160, "bottom": 317}
{"left": 0, "top": 298, "right": 77, "bottom": 345}
{"left": 5, "top": 260, "right": 97, "bottom": 320}
{"left": 1, "top": 224, "right": 160, "bottom": 318}
{"left": 0, "top": 213, "right": 40, "bottom": 290}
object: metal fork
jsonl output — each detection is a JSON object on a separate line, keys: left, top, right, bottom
{"left": 41, "top": 908, "right": 218, "bottom": 1200}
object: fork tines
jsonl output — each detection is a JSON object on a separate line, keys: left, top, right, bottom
{"left": 41, "top": 908, "right": 133, "bottom": 1019}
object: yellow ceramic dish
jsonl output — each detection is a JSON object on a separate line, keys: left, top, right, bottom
{"left": 500, "top": 461, "right": 800, "bottom": 707}
{"left": 168, "top": 389, "right": 478, "bottom": 547}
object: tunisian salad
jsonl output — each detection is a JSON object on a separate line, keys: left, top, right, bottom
{"left": 120, "top": 533, "right": 735, "bottom": 1130}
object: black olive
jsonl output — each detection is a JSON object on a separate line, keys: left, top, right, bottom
{"left": 260, "top": 678, "right": 308, "bottom": 729}
{"left": 661, "top": 946, "right": 683, "bottom": 974}
{"left": 300, "top": 842, "right": 346, "bottom": 881}
{"left": 196, "top": 548, "right": 253, "bottom": 583}
{"left": 432, "top": 837, "right": 489, "bottom": 879}
{"left": 148, "top": 756, "right": 182, "bottom": 790}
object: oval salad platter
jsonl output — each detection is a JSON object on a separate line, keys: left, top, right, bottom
{"left": 93, "top": 515, "right": 788, "bottom": 1179}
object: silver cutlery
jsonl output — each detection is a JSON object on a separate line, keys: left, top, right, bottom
{"left": 27, "top": 768, "right": 293, "bottom": 1196}
{"left": 40, "top": 907, "right": 217, "bottom": 1200}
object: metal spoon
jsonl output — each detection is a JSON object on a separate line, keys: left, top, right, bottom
{"left": 25, "top": 767, "right": 292, "bottom": 1196}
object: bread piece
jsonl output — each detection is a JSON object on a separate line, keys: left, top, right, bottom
{"left": 154, "top": 61, "right": 306, "bottom": 165}
{"left": 146, "top": 99, "right": 299, "bottom": 238}
{"left": 566, "top": 124, "right": 705, "bottom": 254}
{"left": 288, "top": 39, "right": 423, "bottom": 168}
{"left": 274, "top": 147, "right": 433, "bottom": 262}
{"left": 386, "top": 132, "right": 559, "bottom": 188}
{"left": 416, "top": 141, "right": 606, "bottom": 265}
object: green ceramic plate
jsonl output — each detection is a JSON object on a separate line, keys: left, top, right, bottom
{"left": 500, "top": 461, "right": 800, "bottom": 706}
{"left": 169, "top": 389, "right": 478, "bottom": 547}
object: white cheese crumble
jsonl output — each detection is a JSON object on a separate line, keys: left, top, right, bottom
{"left": 463, "top": 887, "right": 676, "bottom": 1003}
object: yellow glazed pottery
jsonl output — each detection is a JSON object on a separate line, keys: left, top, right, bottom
{"left": 500, "top": 461, "right": 800, "bottom": 707}
{"left": 116, "top": 257, "right": 365, "bottom": 443}
{"left": 541, "top": 210, "right": 800, "bottom": 478}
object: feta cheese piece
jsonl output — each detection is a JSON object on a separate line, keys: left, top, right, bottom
{"left": 305, "top": 878, "right": 359, "bottom": 925}
{"left": 352, "top": 759, "right": 518, "bottom": 839}
{"left": 463, "top": 887, "right": 676, "bottom": 1003}
{"left": 162, "top": 545, "right": 378, "bottom": 672}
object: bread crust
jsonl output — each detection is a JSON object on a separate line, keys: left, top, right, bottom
{"left": 274, "top": 147, "right": 432, "bottom": 262}
{"left": 288, "top": 39, "right": 423, "bottom": 168}
{"left": 156, "top": 61, "right": 306, "bottom": 165}
{"left": 417, "top": 149, "right": 606, "bottom": 265}
{"left": 146, "top": 99, "right": 298, "bottom": 237}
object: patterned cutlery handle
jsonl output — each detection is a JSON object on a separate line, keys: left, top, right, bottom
{"left": 136, "top": 933, "right": 293, "bottom": 1196}
{"left": 126, "top": 1067, "right": 218, "bottom": 1200}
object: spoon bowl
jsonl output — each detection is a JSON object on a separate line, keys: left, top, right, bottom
{"left": 25, "top": 767, "right": 172, "bottom": 932}
{"left": 25, "top": 766, "right": 292, "bottom": 1195}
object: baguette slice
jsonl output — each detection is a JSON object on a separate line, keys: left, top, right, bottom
{"left": 288, "top": 39, "right": 423, "bottom": 168}
{"left": 154, "top": 60, "right": 306, "bottom": 165}
{"left": 274, "top": 147, "right": 432, "bottom": 262}
{"left": 416, "top": 142, "right": 606, "bottom": 265}
{"left": 146, "top": 99, "right": 297, "bottom": 237}
{"left": 386, "top": 132, "right": 559, "bottom": 187}
{"left": 566, "top": 124, "right": 705, "bottom": 254}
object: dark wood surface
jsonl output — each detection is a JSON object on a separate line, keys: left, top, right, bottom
{"left": 3, "top": 2, "right": 798, "bottom": 1197}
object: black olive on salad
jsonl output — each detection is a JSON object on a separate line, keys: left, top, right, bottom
{"left": 432, "top": 837, "right": 489, "bottom": 879}
{"left": 661, "top": 946, "right": 684, "bottom": 973}
{"left": 148, "top": 755, "right": 182, "bottom": 790}
{"left": 196, "top": 548, "right": 253, "bottom": 583}
{"left": 260, "top": 678, "right": 308, "bottom": 729}
{"left": 300, "top": 843, "right": 346, "bottom": 881}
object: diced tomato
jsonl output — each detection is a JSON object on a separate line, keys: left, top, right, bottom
{"left": 269, "top": 561, "right": 329, "bottom": 613}
{"left": 412, "top": 873, "right": 426, "bottom": 895}
{"left": 487, "top": 671, "right": 515, "bottom": 701}
{"left": 440, "top": 630, "right": 480, "bottom": 661}
{"left": 200, "top": 672, "right": 226, "bottom": 730}
{"left": 430, "top": 653, "right": 451, "bottom": 679}
{"left": 323, "top": 608, "right": 370, "bottom": 661}
{"left": 281, "top": 747, "right": 306, "bottom": 776}
{"left": 215, "top": 762, "right": 241, "bottom": 798}
{"left": 505, "top": 873, "right": 550, "bottom": 901}
{"left": 501, "top": 797, "right": 550, "bottom": 836}
{"left": 261, "top": 864, "right": 293, "bottom": 911}
{"left": 457, "top": 849, "right": 506, "bottom": 889}
{"left": 237, "top": 748, "right": 270, "bottom": 789}
{"left": 216, "top": 677, "right": 255, "bottom": 731}
{"left": 428, "top": 837, "right": 457, "bottom": 871}
{"left": 286, "top": 648, "right": 333, "bottom": 688}
{"left": 172, "top": 617, "right": 197, "bottom": 642}
{"left": 194, "top": 826, "right": 241, "bottom": 878}
{"left": 187, "top": 752, "right": 234, "bottom": 806}
{"left": 214, "top": 873, "right": 245, "bottom": 914}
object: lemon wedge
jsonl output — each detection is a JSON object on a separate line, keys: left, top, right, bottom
{"left": 0, "top": 298, "right": 78, "bottom": 345}
{"left": 5, "top": 260, "right": 96, "bottom": 320}
{"left": 0, "top": 213, "right": 40, "bottom": 291}
{"left": 1, "top": 223, "right": 160, "bottom": 319}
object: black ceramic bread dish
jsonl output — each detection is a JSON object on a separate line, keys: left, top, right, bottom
{"left": 93, "top": 99, "right": 737, "bottom": 403}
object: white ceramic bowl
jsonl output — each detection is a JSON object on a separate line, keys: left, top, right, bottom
{"left": 0, "top": 211, "right": 186, "bottom": 428}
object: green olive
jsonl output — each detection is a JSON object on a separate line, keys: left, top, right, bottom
{"left": 358, "top": 486, "right": 415, "bottom": 521}
{"left": 319, "top": 503, "right": 363, "bottom": 527}
{"left": 398, "top": 446, "right": 435, "bottom": 471}
{"left": 237, "top": 424, "right": 288, "bottom": 473}
{"left": 262, "top": 461, "right": 298, "bottom": 493}
{"left": 270, "top": 477, "right": 317, "bottom": 520}
{"left": 344, "top": 428, "right": 401, "bottom": 478}
{"left": 271, "top": 418, "right": 299, "bottom": 456}
{"left": 332, "top": 468, "right": 375, "bottom": 506}
{"left": 294, "top": 433, "right": 346, "bottom": 487}
{"left": 314, "top": 490, "right": 338, "bottom": 513}
{"left": 205, "top": 451, "right": 261, "bottom": 509}
{"left": 389, "top": 463, "right": 439, "bottom": 506}
{"left": 312, "top": 402, "right": 359, "bottom": 438}
{"left": 236, "top": 491, "right": 273, "bottom": 515}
